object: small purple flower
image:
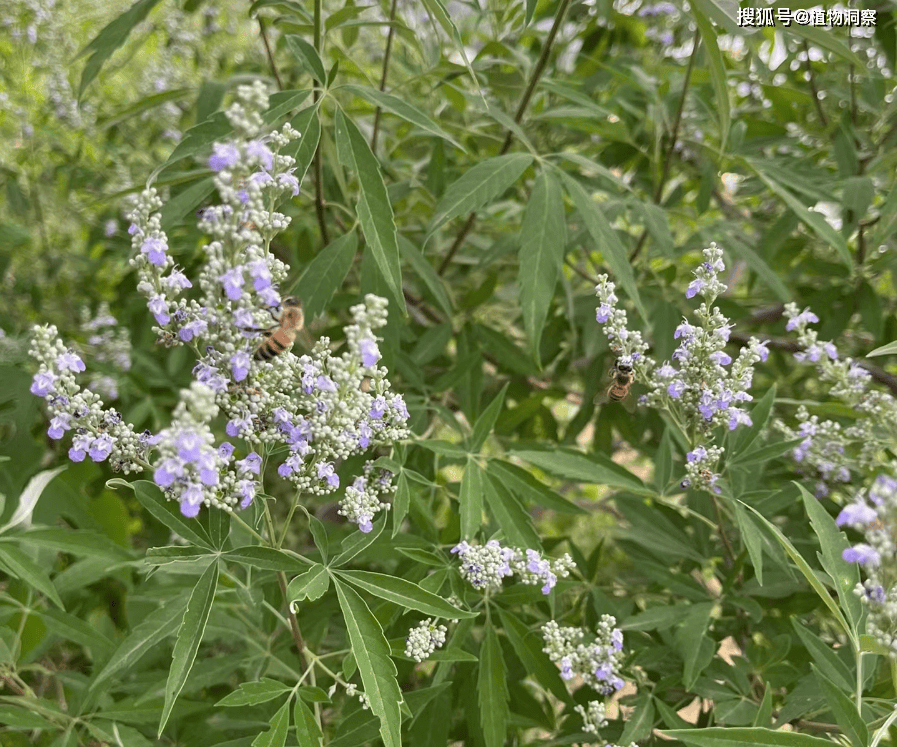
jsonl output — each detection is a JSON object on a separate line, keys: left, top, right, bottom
{"left": 667, "top": 379, "right": 687, "bottom": 399}
{"left": 687, "top": 446, "right": 708, "bottom": 463}
{"left": 194, "top": 362, "right": 228, "bottom": 393}
{"left": 656, "top": 363, "right": 676, "bottom": 380}
{"left": 370, "top": 397, "right": 387, "bottom": 419}
{"left": 785, "top": 307, "right": 819, "bottom": 331}
{"left": 317, "top": 462, "right": 339, "bottom": 488}
{"left": 698, "top": 392, "right": 717, "bottom": 420}
{"left": 250, "top": 171, "right": 274, "bottom": 187}
{"left": 148, "top": 295, "right": 170, "bottom": 325}
{"left": 31, "top": 370, "right": 58, "bottom": 397}
{"left": 357, "top": 513, "right": 373, "bottom": 533}
{"left": 233, "top": 308, "right": 256, "bottom": 330}
{"left": 278, "top": 453, "right": 304, "bottom": 477}
{"left": 164, "top": 269, "right": 192, "bottom": 291}
{"left": 259, "top": 287, "right": 281, "bottom": 307}
{"left": 209, "top": 142, "right": 240, "bottom": 172}
{"left": 230, "top": 351, "right": 251, "bottom": 382}
{"left": 245, "top": 140, "right": 274, "bottom": 170}
{"left": 360, "top": 339, "right": 381, "bottom": 367}
{"left": 316, "top": 375, "right": 337, "bottom": 392}
{"left": 179, "top": 319, "right": 208, "bottom": 342}
{"left": 247, "top": 259, "right": 272, "bottom": 291}
{"left": 238, "top": 452, "right": 262, "bottom": 476}
{"left": 218, "top": 442, "right": 235, "bottom": 459}
{"left": 236, "top": 479, "right": 256, "bottom": 509}
{"left": 141, "top": 237, "right": 168, "bottom": 266}
{"left": 277, "top": 170, "right": 300, "bottom": 196}
{"left": 451, "top": 541, "right": 471, "bottom": 556}
{"left": 47, "top": 414, "right": 71, "bottom": 439}
{"left": 559, "top": 656, "right": 574, "bottom": 680}
{"left": 727, "top": 408, "right": 752, "bottom": 430}
{"left": 197, "top": 453, "right": 219, "bottom": 486}
{"left": 823, "top": 342, "right": 838, "bottom": 360}
{"left": 176, "top": 430, "right": 203, "bottom": 462}
{"left": 686, "top": 278, "right": 705, "bottom": 299}
{"left": 88, "top": 434, "right": 114, "bottom": 462}
{"left": 220, "top": 267, "right": 246, "bottom": 302}
{"left": 836, "top": 503, "right": 877, "bottom": 527}
{"left": 596, "top": 304, "right": 612, "bottom": 323}
{"left": 391, "top": 396, "right": 410, "bottom": 420}
{"left": 356, "top": 421, "right": 373, "bottom": 448}
{"left": 756, "top": 341, "right": 769, "bottom": 361}
{"left": 226, "top": 413, "right": 252, "bottom": 438}
{"left": 69, "top": 434, "right": 92, "bottom": 462}
{"left": 843, "top": 544, "right": 880, "bottom": 567}
{"left": 154, "top": 457, "right": 183, "bottom": 487}
{"left": 674, "top": 321, "right": 694, "bottom": 340}
{"left": 55, "top": 351, "right": 86, "bottom": 372}
{"left": 710, "top": 351, "right": 732, "bottom": 366}
{"left": 180, "top": 483, "right": 204, "bottom": 518}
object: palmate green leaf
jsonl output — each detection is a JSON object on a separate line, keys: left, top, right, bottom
{"left": 295, "top": 231, "right": 358, "bottom": 321}
{"left": 285, "top": 35, "right": 327, "bottom": 83}
{"left": 749, "top": 162, "right": 852, "bottom": 268}
{"left": 216, "top": 679, "right": 291, "bottom": 707}
{"left": 88, "top": 596, "right": 188, "bottom": 697}
{"left": 478, "top": 625, "right": 509, "bottom": 747}
{"left": 812, "top": 666, "right": 868, "bottom": 747}
{"left": 796, "top": 483, "right": 862, "bottom": 633}
{"left": 484, "top": 474, "right": 542, "bottom": 550}
{"left": 487, "top": 460, "right": 585, "bottom": 515}
{"left": 460, "top": 458, "right": 485, "bottom": 540}
{"left": 334, "top": 109, "right": 405, "bottom": 312}
{"left": 742, "top": 502, "right": 854, "bottom": 643}
{"left": 867, "top": 340, "right": 897, "bottom": 357}
{"left": 560, "top": 173, "right": 647, "bottom": 320}
{"left": 294, "top": 698, "right": 324, "bottom": 747}
{"left": 336, "top": 569, "right": 476, "bottom": 618}
{"left": 251, "top": 698, "right": 290, "bottom": 747}
{"left": 223, "top": 546, "right": 312, "bottom": 573}
{"left": 159, "top": 559, "right": 219, "bottom": 734}
{"left": 76, "top": 0, "right": 163, "bottom": 98}
{"left": 287, "top": 563, "right": 330, "bottom": 602}
{"left": 0, "top": 543, "right": 64, "bottom": 609}
{"left": 663, "top": 726, "right": 851, "bottom": 746}
{"left": 518, "top": 171, "right": 566, "bottom": 364}
{"left": 692, "top": 7, "right": 730, "bottom": 149}
{"left": 126, "top": 480, "right": 214, "bottom": 551}
{"left": 341, "top": 84, "right": 463, "bottom": 150}
{"left": 334, "top": 580, "right": 403, "bottom": 747}
{"left": 510, "top": 447, "right": 646, "bottom": 493}
{"left": 427, "top": 153, "right": 533, "bottom": 238}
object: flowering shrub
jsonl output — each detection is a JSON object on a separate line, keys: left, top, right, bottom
{"left": 4, "top": 1, "right": 897, "bottom": 746}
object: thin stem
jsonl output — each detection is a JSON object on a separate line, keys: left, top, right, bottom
{"left": 370, "top": 0, "right": 399, "bottom": 153}
{"left": 856, "top": 649, "right": 863, "bottom": 716}
{"left": 436, "top": 0, "right": 571, "bottom": 275}
{"left": 630, "top": 30, "right": 701, "bottom": 263}
{"left": 258, "top": 17, "right": 284, "bottom": 91}
{"left": 262, "top": 503, "right": 308, "bottom": 665}
{"left": 313, "top": 0, "right": 330, "bottom": 246}
{"left": 229, "top": 510, "right": 267, "bottom": 544}
{"left": 711, "top": 494, "right": 736, "bottom": 568}
{"left": 871, "top": 705, "right": 897, "bottom": 747}
{"left": 802, "top": 42, "right": 827, "bottom": 127}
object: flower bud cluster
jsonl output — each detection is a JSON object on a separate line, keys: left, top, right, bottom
{"left": 78, "top": 304, "right": 132, "bottom": 401}
{"left": 404, "top": 618, "right": 448, "bottom": 662}
{"left": 643, "top": 245, "right": 768, "bottom": 434}
{"left": 451, "top": 540, "right": 575, "bottom": 594}
{"left": 680, "top": 444, "right": 724, "bottom": 495}
{"left": 778, "top": 303, "right": 897, "bottom": 496}
{"left": 338, "top": 462, "right": 396, "bottom": 533}
{"left": 343, "top": 682, "right": 370, "bottom": 710}
{"left": 29, "top": 324, "right": 150, "bottom": 474}
{"left": 836, "top": 472, "right": 897, "bottom": 657}
{"left": 596, "top": 245, "right": 768, "bottom": 439}
{"left": 541, "top": 615, "right": 625, "bottom": 695}
{"left": 574, "top": 700, "right": 608, "bottom": 734}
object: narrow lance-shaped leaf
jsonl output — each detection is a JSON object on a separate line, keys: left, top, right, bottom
{"left": 478, "top": 625, "right": 509, "bottom": 747}
{"left": 484, "top": 474, "right": 542, "bottom": 550}
{"left": 295, "top": 231, "right": 358, "bottom": 321}
{"left": 692, "top": 8, "right": 731, "bottom": 149}
{"left": 663, "top": 726, "right": 856, "bottom": 747}
{"left": 427, "top": 153, "right": 533, "bottom": 238}
{"left": 251, "top": 698, "right": 291, "bottom": 747}
{"left": 518, "top": 171, "right": 566, "bottom": 364}
{"left": 0, "top": 465, "right": 66, "bottom": 534}
{"left": 285, "top": 35, "right": 327, "bottom": 84}
{"left": 336, "top": 569, "right": 477, "bottom": 618}
{"left": 159, "top": 559, "right": 219, "bottom": 734}
{"left": 77, "top": 0, "right": 163, "bottom": 97}
{"left": 0, "top": 543, "right": 64, "bottom": 609}
{"left": 560, "top": 172, "right": 647, "bottom": 320}
{"left": 128, "top": 480, "right": 214, "bottom": 551}
{"left": 334, "top": 580, "right": 403, "bottom": 747}
{"left": 460, "top": 459, "right": 484, "bottom": 541}
{"left": 334, "top": 109, "right": 405, "bottom": 313}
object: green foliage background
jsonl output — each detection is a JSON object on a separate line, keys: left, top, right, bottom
{"left": 1, "top": 0, "right": 897, "bottom": 745}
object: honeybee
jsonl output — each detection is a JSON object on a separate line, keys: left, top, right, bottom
{"left": 596, "top": 356, "right": 635, "bottom": 405}
{"left": 254, "top": 297, "right": 305, "bottom": 360}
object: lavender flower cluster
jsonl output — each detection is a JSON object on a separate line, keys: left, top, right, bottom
{"left": 836, "top": 474, "right": 897, "bottom": 657}
{"left": 541, "top": 616, "right": 626, "bottom": 695}
{"left": 404, "top": 619, "right": 448, "bottom": 662}
{"left": 680, "top": 444, "right": 725, "bottom": 495}
{"left": 596, "top": 245, "right": 769, "bottom": 439}
{"left": 31, "top": 82, "right": 409, "bottom": 528}
{"left": 451, "top": 540, "right": 576, "bottom": 594}
{"left": 777, "top": 303, "right": 897, "bottom": 496}
{"left": 78, "top": 304, "right": 131, "bottom": 401}
{"left": 29, "top": 325, "right": 152, "bottom": 474}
